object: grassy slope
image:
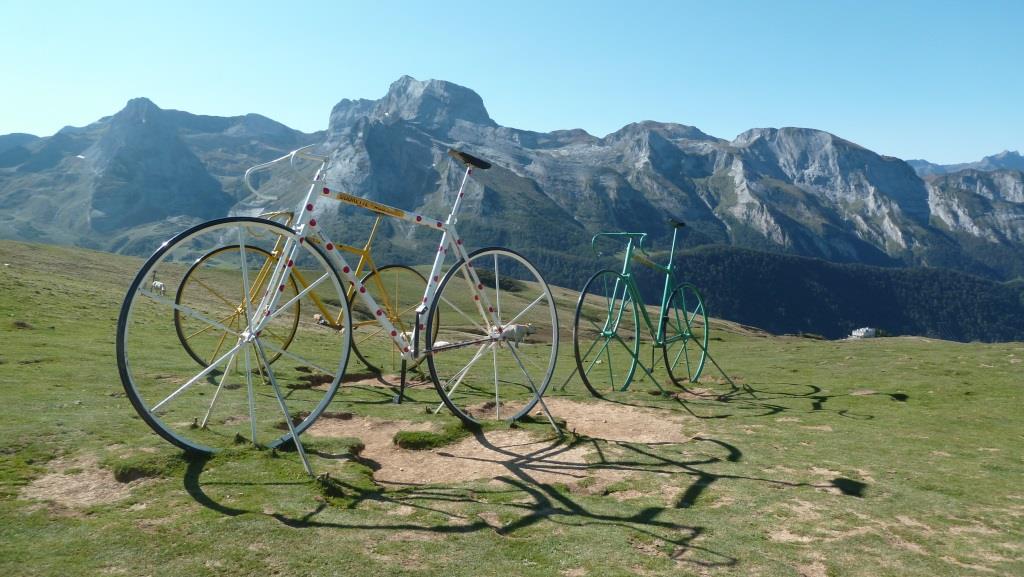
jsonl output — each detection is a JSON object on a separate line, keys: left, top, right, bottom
{"left": 0, "top": 240, "right": 1021, "bottom": 577}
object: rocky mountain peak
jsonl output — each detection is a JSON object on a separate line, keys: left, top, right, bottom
{"left": 604, "top": 121, "right": 719, "bottom": 144}
{"left": 223, "top": 113, "right": 294, "bottom": 138}
{"left": 115, "top": 97, "right": 163, "bottom": 123}
{"left": 328, "top": 98, "right": 376, "bottom": 134}
{"left": 910, "top": 149, "right": 1024, "bottom": 177}
{"left": 373, "top": 75, "right": 495, "bottom": 131}
{"left": 732, "top": 127, "right": 853, "bottom": 150}
{"left": 979, "top": 150, "right": 1024, "bottom": 171}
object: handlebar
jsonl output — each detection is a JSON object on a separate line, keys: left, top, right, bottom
{"left": 243, "top": 145, "right": 329, "bottom": 196}
{"left": 590, "top": 217, "right": 685, "bottom": 259}
{"left": 590, "top": 232, "right": 648, "bottom": 257}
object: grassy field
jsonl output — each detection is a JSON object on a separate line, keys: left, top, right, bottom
{"left": 1, "top": 239, "right": 1021, "bottom": 577}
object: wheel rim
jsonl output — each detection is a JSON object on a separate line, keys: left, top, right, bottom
{"left": 117, "top": 218, "right": 351, "bottom": 454}
{"left": 426, "top": 248, "right": 558, "bottom": 424}
{"left": 662, "top": 283, "right": 709, "bottom": 390}
{"left": 351, "top": 264, "right": 430, "bottom": 375}
{"left": 573, "top": 270, "right": 640, "bottom": 396}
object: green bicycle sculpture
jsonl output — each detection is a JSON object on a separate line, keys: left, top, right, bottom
{"left": 572, "top": 219, "right": 709, "bottom": 396}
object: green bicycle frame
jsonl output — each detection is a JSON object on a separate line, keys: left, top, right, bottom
{"left": 591, "top": 226, "right": 682, "bottom": 344}
{"left": 574, "top": 221, "right": 709, "bottom": 395}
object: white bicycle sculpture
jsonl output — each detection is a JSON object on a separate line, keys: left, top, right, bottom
{"left": 117, "top": 147, "right": 560, "bottom": 473}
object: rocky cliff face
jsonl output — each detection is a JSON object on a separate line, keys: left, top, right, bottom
{"left": 928, "top": 169, "right": 1024, "bottom": 243}
{"left": 2, "top": 76, "right": 1022, "bottom": 282}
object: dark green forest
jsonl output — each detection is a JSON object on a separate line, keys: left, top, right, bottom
{"left": 316, "top": 211, "right": 1024, "bottom": 342}
{"left": 625, "top": 245, "right": 1024, "bottom": 342}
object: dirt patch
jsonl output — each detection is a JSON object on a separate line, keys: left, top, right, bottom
{"left": 895, "top": 515, "right": 933, "bottom": 534}
{"left": 769, "top": 528, "right": 815, "bottom": 543}
{"left": 20, "top": 455, "right": 145, "bottom": 508}
{"left": 608, "top": 489, "right": 646, "bottom": 501}
{"left": 783, "top": 499, "right": 820, "bottom": 520}
{"left": 309, "top": 414, "right": 627, "bottom": 488}
{"left": 343, "top": 372, "right": 432, "bottom": 389}
{"left": 539, "top": 398, "right": 700, "bottom": 444}
{"left": 941, "top": 555, "right": 997, "bottom": 574}
{"left": 887, "top": 534, "right": 927, "bottom": 555}
{"left": 809, "top": 466, "right": 843, "bottom": 477}
{"left": 949, "top": 522, "right": 999, "bottom": 536}
{"left": 850, "top": 389, "right": 876, "bottom": 396}
{"left": 796, "top": 561, "right": 828, "bottom": 577}
{"left": 384, "top": 530, "right": 443, "bottom": 542}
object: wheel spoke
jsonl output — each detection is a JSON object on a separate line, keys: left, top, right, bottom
{"left": 252, "top": 337, "right": 313, "bottom": 475}
{"left": 583, "top": 336, "right": 613, "bottom": 377}
{"left": 578, "top": 332, "right": 603, "bottom": 362}
{"left": 432, "top": 343, "right": 491, "bottom": 414}
{"left": 256, "top": 337, "right": 339, "bottom": 377}
{"left": 140, "top": 289, "right": 243, "bottom": 339}
{"left": 494, "top": 252, "right": 502, "bottom": 324}
{"left": 259, "top": 272, "right": 329, "bottom": 328}
{"left": 184, "top": 310, "right": 241, "bottom": 341}
{"left": 492, "top": 345, "right": 500, "bottom": 419}
{"left": 503, "top": 292, "right": 547, "bottom": 327}
{"left": 506, "top": 343, "right": 544, "bottom": 396}
{"left": 188, "top": 276, "right": 243, "bottom": 310}
{"left": 200, "top": 350, "right": 237, "bottom": 428}
{"left": 151, "top": 341, "right": 244, "bottom": 412}
{"left": 244, "top": 343, "right": 258, "bottom": 443}
{"left": 204, "top": 322, "right": 235, "bottom": 366}
{"left": 439, "top": 294, "right": 488, "bottom": 334}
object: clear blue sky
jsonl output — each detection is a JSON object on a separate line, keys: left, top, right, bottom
{"left": 1, "top": 0, "right": 1020, "bottom": 164}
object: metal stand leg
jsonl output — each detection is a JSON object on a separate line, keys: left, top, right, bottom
{"left": 393, "top": 360, "right": 408, "bottom": 404}
{"left": 532, "top": 391, "right": 564, "bottom": 437}
{"left": 632, "top": 353, "right": 667, "bottom": 395}
{"left": 692, "top": 338, "right": 756, "bottom": 399}
{"left": 253, "top": 339, "right": 314, "bottom": 476}
{"left": 505, "top": 346, "right": 563, "bottom": 437}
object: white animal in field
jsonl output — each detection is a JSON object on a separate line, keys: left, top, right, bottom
{"left": 150, "top": 272, "right": 165, "bottom": 296}
{"left": 312, "top": 313, "right": 326, "bottom": 325}
{"left": 501, "top": 323, "right": 535, "bottom": 344}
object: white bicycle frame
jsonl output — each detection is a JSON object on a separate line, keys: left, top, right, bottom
{"left": 241, "top": 146, "right": 505, "bottom": 363}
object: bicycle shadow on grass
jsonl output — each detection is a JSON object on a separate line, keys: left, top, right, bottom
{"left": 563, "top": 378, "right": 884, "bottom": 423}
{"left": 180, "top": 423, "right": 870, "bottom": 571}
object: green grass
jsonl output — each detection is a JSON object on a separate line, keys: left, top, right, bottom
{"left": 1, "top": 239, "right": 1022, "bottom": 577}
{"left": 392, "top": 420, "right": 478, "bottom": 450}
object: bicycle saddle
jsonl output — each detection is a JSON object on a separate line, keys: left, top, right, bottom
{"left": 448, "top": 149, "right": 491, "bottom": 170}
{"left": 667, "top": 217, "right": 686, "bottom": 229}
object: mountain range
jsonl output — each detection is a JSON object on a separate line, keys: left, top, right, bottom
{"left": 2, "top": 76, "right": 1022, "bottom": 340}
{"left": 907, "top": 150, "right": 1024, "bottom": 177}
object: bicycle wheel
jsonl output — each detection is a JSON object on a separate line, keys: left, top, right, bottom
{"left": 573, "top": 269, "right": 640, "bottom": 396}
{"left": 661, "top": 282, "right": 709, "bottom": 390}
{"left": 174, "top": 245, "right": 300, "bottom": 368}
{"left": 351, "top": 264, "right": 429, "bottom": 374}
{"left": 426, "top": 247, "right": 558, "bottom": 425}
{"left": 117, "top": 217, "right": 352, "bottom": 454}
